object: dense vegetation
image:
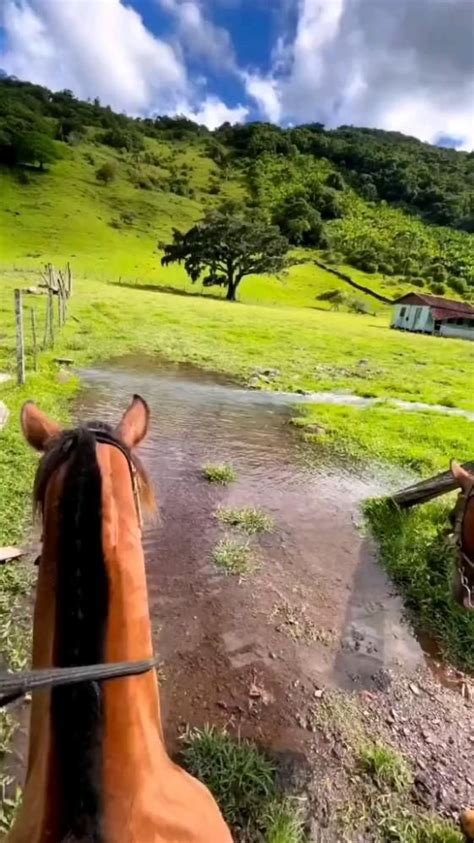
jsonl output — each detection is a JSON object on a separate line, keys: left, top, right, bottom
{"left": 1, "top": 75, "right": 473, "bottom": 299}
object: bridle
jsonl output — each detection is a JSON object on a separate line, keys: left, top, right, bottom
{"left": 87, "top": 427, "right": 143, "bottom": 530}
{"left": 452, "top": 485, "right": 474, "bottom": 609}
{"left": 2, "top": 426, "right": 150, "bottom": 707}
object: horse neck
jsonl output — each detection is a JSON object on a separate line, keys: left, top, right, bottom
{"left": 97, "top": 443, "right": 166, "bottom": 755}
{"left": 98, "top": 443, "right": 155, "bottom": 666}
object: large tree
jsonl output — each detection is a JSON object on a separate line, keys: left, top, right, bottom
{"left": 161, "top": 209, "right": 289, "bottom": 301}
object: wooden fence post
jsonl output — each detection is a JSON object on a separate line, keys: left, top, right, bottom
{"left": 48, "top": 290, "right": 54, "bottom": 347}
{"left": 42, "top": 294, "right": 50, "bottom": 350}
{"left": 14, "top": 289, "right": 25, "bottom": 386}
{"left": 31, "top": 307, "right": 38, "bottom": 372}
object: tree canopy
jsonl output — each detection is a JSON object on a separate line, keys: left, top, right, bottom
{"left": 273, "top": 194, "right": 328, "bottom": 247}
{"left": 161, "top": 209, "right": 289, "bottom": 301}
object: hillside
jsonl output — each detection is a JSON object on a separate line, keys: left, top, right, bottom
{"left": 1, "top": 76, "right": 473, "bottom": 306}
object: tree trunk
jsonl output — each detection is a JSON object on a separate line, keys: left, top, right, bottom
{"left": 226, "top": 272, "right": 242, "bottom": 302}
{"left": 226, "top": 282, "right": 236, "bottom": 301}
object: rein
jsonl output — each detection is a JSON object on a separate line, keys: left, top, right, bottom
{"left": 0, "top": 658, "right": 157, "bottom": 708}
{"left": 453, "top": 485, "right": 474, "bottom": 608}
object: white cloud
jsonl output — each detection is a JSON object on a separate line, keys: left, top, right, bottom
{"left": 181, "top": 95, "right": 248, "bottom": 129}
{"left": 158, "top": 0, "right": 237, "bottom": 71}
{"left": 243, "top": 73, "right": 281, "bottom": 123}
{"left": 245, "top": 0, "right": 474, "bottom": 149}
{"left": 1, "top": 0, "right": 188, "bottom": 114}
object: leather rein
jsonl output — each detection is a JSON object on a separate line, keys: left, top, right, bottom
{"left": 0, "top": 427, "right": 148, "bottom": 707}
{"left": 453, "top": 485, "right": 474, "bottom": 609}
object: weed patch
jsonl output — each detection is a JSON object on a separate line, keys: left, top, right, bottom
{"left": 263, "top": 799, "right": 306, "bottom": 843}
{"left": 202, "top": 464, "right": 237, "bottom": 485}
{"left": 212, "top": 538, "right": 257, "bottom": 576}
{"left": 358, "top": 742, "right": 412, "bottom": 793}
{"left": 216, "top": 506, "right": 273, "bottom": 534}
{"left": 272, "top": 601, "right": 335, "bottom": 646}
{"left": 181, "top": 726, "right": 276, "bottom": 835}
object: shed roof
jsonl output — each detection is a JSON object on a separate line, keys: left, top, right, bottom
{"left": 394, "top": 293, "right": 474, "bottom": 321}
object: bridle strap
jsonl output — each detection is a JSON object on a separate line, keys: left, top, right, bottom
{"left": 454, "top": 485, "right": 474, "bottom": 606}
{"left": 0, "top": 657, "right": 157, "bottom": 708}
{"left": 87, "top": 427, "right": 143, "bottom": 529}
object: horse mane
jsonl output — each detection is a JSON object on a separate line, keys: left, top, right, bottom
{"left": 33, "top": 422, "right": 154, "bottom": 843}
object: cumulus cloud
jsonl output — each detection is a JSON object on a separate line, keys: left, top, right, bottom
{"left": 159, "top": 0, "right": 237, "bottom": 71}
{"left": 243, "top": 73, "right": 282, "bottom": 123}
{"left": 245, "top": 0, "right": 474, "bottom": 149}
{"left": 181, "top": 94, "right": 248, "bottom": 128}
{"left": 0, "top": 0, "right": 188, "bottom": 114}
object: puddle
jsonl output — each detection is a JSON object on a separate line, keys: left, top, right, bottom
{"left": 75, "top": 356, "right": 425, "bottom": 752}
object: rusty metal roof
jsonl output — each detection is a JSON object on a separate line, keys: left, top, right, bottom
{"left": 394, "top": 293, "right": 474, "bottom": 321}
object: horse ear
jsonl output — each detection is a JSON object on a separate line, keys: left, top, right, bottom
{"left": 450, "top": 460, "right": 473, "bottom": 493}
{"left": 116, "top": 395, "right": 150, "bottom": 448}
{"left": 21, "top": 402, "right": 62, "bottom": 452}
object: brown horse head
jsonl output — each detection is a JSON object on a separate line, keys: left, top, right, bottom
{"left": 450, "top": 460, "right": 474, "bottom": 611}
{"left": 8, "top": 397, "right": 232, "bottom": 843}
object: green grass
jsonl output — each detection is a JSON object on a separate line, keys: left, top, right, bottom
{"left": 293, "top": 402, "right": 473, "bottom": 474}
{"left": 212, "top": 537, "right": 256, "bottom": 576}
{"left": 181, "top": 726, "right": 276, "bottom": 835}
{"left": 358, "top": 742, "right": 413, "bottom": 793}
{"left": 263, "top": 800, "right": 306, "bottom": 843}
{"left": 216, "top": 506, "right": 273, "bottom": 534}
{"left": 377, "top": 812, "right": 464, "bottom": 843}
{"left": 202, "top": 463, "right": 237, "bottom": 485}
{"left": 365, "top": 498, "right": 474, "bottom": 672}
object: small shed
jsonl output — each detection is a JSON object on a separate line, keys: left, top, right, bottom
{"left": 391, "top": 293, "right": 474, "bottom": 341}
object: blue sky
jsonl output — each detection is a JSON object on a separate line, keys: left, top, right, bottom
{"left": 1, "top": 0, "right": 473, "bottom": 148}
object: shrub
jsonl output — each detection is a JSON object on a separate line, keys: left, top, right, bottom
{"left": 348, "top": 298, "right": 372, "bottom": 314}
{"left": 100, "top": 127, "right": 144, "bottom": 152}
{"left": 134, "top": 174, "right": 153, "bottom": 190}
{"left": 448, "top": 276, "right": 467, "bottom": 296}
{"left": 325, "top": 171, "right": 345, "bottom": 191}
{"left": 96, "top": 161, "right": 117, "bottom": 184}
{"left": 429, "top": 282, "right": 446, "bottom": 295}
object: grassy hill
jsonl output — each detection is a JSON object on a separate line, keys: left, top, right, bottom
{"left": 1, "top": 76, "right": 473, "bottom": 308}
